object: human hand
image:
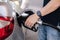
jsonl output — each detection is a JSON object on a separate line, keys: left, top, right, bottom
{"left": 25, "top": 13, "right": 39, "bottom": 28}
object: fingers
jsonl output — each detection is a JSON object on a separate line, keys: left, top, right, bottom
{"left": 25, "top": 18, "right": 33, "bottom": 28}
{"left": 25, "top": 14, "right": 39, "bottom": 28}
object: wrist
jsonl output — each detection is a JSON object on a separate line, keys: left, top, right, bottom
{"left": 36, "top": 11, "right": 42, "bottom": 19}
{"left": 34, "top": 13, "right": 40, "bottom": 19}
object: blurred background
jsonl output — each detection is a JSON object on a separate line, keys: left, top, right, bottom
{"left": 0, "top": 0, "right": 60, "bottom": 40}
{"left": 0, "top": 0, "right": 43, "bottom": 40}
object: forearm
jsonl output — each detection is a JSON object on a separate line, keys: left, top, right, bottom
{"left": 40, "top": 0, "right": 60, "bottom": 16}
